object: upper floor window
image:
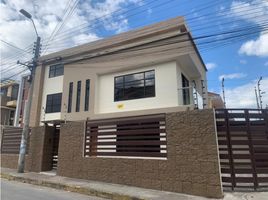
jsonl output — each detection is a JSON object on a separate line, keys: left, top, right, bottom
{"left": 49, "top": 64, "right": 64, "bottom": 78}
{"left": 181, "top": 74, "right": 190, "bottom": 105}
{"left": 114, "top": 70, "right": 155, "bottom": 102}
{"left": 11, "top": 85, "right": 19, "bottom": 100}
{"left": 67, "top": 82, "right": 73, "bottom": 113}
{"left": 84, "top": 79, "right": 90, "bottom": 111}
{"left": 76, "top": 81, "right": 81, "bottom": 112}
{"left": 46, "top": 93, "right": 62, "bottom": 113}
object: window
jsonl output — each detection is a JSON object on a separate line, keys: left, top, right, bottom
{"left": 46, "top": 93, "right": 62, "bottom": 113}
{"left": 181, "top": 74, "right": 190, "bottom": 105}
{"left": 114, "top": 70, "right": 155, "bottom": 101}
{"left": 11, "top": 85, "right": 19, "bottom": 100}
{"left": 76, "top": 81, "right": 81, "bottom": 112}
{"left": 84, "top": 79, "right": 90, "bottom": 111}
{"left": 67, "top": 82, "right": 73, "bottom": 113}
{"left": 49, "top": 64, "right": 64, "bottom": 78}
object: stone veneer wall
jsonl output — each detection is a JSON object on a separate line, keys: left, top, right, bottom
{"left": 57, "top": 109, "right": 223, "bottom": 198}
{"left": 1, "top": 126, "right": 55, "bottom": 172}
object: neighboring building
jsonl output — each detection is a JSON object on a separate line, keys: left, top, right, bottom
{"left": 14, "top": 74, "right": 30, "bottom": 127}
{"left": 0, "top": 80, "right": 19, "bottom": 126}
{"left": 29, "top": 16, "right": 208, "bottom": 127}
{"left": 208, "top": 92, "right": 225, "bottom": 109}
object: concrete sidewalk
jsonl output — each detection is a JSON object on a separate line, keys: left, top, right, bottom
{"left": 0, "top": 168, "right": 267, "bottom": 200}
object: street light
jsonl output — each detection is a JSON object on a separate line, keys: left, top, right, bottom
{"left": 19, "top": 9, "right": 38, "bottom": 37}
{"left": 17, "top": 9, "right": 41, "bottom": 173}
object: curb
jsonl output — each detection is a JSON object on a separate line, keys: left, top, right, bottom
{"left": 0, "top": 173, "right": 145, "bottom": 200}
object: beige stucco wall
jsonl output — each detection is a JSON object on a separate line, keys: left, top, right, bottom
{"left": 39, "top": 65, "right": 63, "bottom": 124}
{"left": 97, "top": 61, "right": 179, "bottom": 114}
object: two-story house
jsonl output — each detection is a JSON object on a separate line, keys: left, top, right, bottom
{"left": 29, "top": 16, "right": 208, "bottom": 127}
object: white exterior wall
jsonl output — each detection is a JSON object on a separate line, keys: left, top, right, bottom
{"left": 40, "top": 66, "right": 63, "bottom": 123}
{"left": 96, "top": 62, "right": 179, "bottom": 114}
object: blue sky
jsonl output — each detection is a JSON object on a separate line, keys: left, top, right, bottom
{"left": 1, "top": 0, "right": 268, "bottom": 108}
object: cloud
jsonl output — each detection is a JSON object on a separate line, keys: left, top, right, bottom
{"left": 239, "top": 34, "right": 268, "bottom": 57}
{"left": 229, "top": 0, "right": 268, "bottom": 57}
{"left": 224, "top": 77, "right": 268, "bottom": 108}
{"left": 219, "top": 73, "right": 247, "bottom": 81}
{"left": 265, "top": 61, "right": 268, "bottom": 66}
{"left": 0, "top": 0, "right": 142, "bottom": 80}
{"left": 239, "top": 59, "right": 247, "bottom": 64}
{"left": 206, "top": 62, "right": 217, "bottom": 70}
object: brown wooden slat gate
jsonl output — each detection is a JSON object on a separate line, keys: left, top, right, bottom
{"left": 84, "top": 114, "right": 167, "bottom": 158}
{"left": 215, "top": 109, "right": 268, "bottom": 190}
{"left": 1, "top": 127, "right": 23, "bottom": 154}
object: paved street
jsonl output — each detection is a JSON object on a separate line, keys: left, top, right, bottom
{"left": 1, "top": 179, "right": 107, "bottom": 200}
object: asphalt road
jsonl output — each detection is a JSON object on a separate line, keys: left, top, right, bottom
{"left": 1, "top": 179, "right": 107, "bottom": 200}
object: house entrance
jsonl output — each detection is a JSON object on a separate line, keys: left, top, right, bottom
{"left": 51, "top": 125, "right": 60, "bottom": 170}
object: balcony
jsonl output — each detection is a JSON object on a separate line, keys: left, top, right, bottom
{"left": 6, "top": 100, "right": 17, "bottom": 108}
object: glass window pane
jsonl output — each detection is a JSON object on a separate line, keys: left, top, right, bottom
{"left": 76, "top": 81, "right": 81, "bottom": 112}
{"left": 145, "top": 79, "right": 154, "bottom": 86}
{"left": 55, "top": 65, "right": 64, "bottom": 76}
{"left": 124, "top": 73, "right": 144, "bottom": 82}
{"left": 115, "top": 76, "right": 123, "bottom": 84}
{"left": 84, "top": 79, "right": 90, "bottom": 111}
{"left": 145, "top": 71, "right": 155, "bottom": 79}
{"left": 45, "top": 93, "right": 62, "bottom": 113}
{"left": 115, "top": 88, "right": 124, "bottom": 101}
{"left": 124, "top": 80, "right": 144, "bottom": 89}
{"left": 114, "top": 70, "right": 155, "bottom": 102}
{"left": 68, "top": 82, "right": 73, "bottom": 113}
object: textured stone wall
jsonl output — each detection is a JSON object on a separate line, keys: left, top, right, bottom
{"left": 1, "top": 126, "right": 55, "bottom": 172}
{"left": 57, "top": 109, "right": 223, "bottom": 198}
{"left": 0, "top": 154, "right": 30, "bottom": 170}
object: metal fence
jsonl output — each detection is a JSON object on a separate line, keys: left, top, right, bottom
{"left": 1, "top": 127, "right": 23, "bottom": 154}
{"left": 215, "top": 109, "right": 268, "bottom": 190}
{"left": 84, "top": 114, "right": 167, "bottom": 158}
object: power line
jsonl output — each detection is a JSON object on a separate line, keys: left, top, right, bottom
{"left": 44, "top": 0, "right": 266, "bottom": 52}
{"left": 0, "top": 39, "right": 31, "bottom": 54}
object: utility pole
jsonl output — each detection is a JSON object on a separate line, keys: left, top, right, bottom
{"left": 255, "top": 87, "right": 260, "bottom": 109}
{"left": 17, "top": 9, "right": 41, "bottom": 173}
{"left": 257, "top": 76, "right": 263, "bottom": 109}
{"left": 222, "top": 78, "right": 226, "bottom": 108}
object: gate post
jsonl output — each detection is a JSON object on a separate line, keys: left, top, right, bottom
{"left": 245, "top": 109, "right": 258, "bottom": 190}
{"left": 224, "top": 109, "right": 236, "bottom": 190}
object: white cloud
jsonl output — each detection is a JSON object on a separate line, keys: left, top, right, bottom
{"left": 224, "top": 77, "right": 268, "bottom": 108}
{"left": 0, "top": 0, "right": 142, "bottom": 79}
{"left": 229, "top": 0, "right": 268, "bottom": 57}
{"left": 206, "top": 62, "right": 217, "bottom": 70}
{"left": 239, "top": 34, "right": 268, "bottom": 57}
{"left": 219, "top": 73, "right": 247, "bottom": 81}
{"left": 239, "top": 59, "right": 247, "bottom": 64}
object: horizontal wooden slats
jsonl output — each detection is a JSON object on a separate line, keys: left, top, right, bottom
{"left": 1, "top": 127, "right": 23, "bottom": 154}
{"left": 215, "top": 108, "right": 268, "bottom": 191}
{"left": 84, "top": 114, "right": 167, "bottom": 158}
{"left": 87, "top": 152, "right": 167, "bottom": 157}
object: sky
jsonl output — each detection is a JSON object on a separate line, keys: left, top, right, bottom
{"left": 0, "top": 0, "right": 267, "bottom": 108}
